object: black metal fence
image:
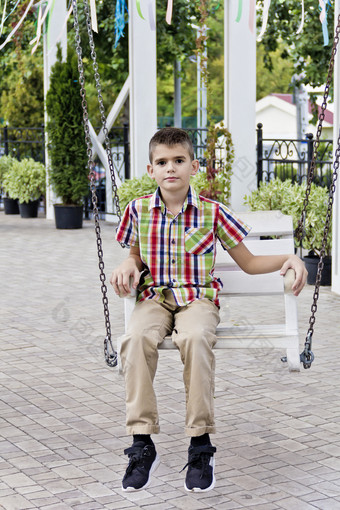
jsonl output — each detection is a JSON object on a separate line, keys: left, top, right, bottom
{"left": 256, "top": 123, "right": 334, "bottom": 188}
{"left": 0, "top": 126, "right": 45, "bottom": 163}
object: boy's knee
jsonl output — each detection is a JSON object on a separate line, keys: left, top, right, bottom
{"left": 173, "top": 328, "right": 216, "bottom": 352}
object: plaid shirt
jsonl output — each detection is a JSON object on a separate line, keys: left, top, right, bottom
{"left": 116, "top": 186, "right": 250, "bottom": 307}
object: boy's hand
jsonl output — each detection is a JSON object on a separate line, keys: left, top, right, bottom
{"left": 110, "top": 258, "right": 140, "bottom": 297}
{"left": 280, "top": 255, "right": 308, "bottom": 296}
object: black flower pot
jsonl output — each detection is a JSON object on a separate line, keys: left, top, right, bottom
{"left": 303, "top": 255, "right": 332, "bottom": 286}
{"left": 54, "top": 204, "right": 83, "bottom": 229}
{"left": 3, "top": 197, "right": 19, "bottom": 215}
{"left": 18, "top": 199, "right": 40, "bottom": 218}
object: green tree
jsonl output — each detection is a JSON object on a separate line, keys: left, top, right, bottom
{"left": 257, "top": 0, "right": 335, "bottom": 88}
{"left": 256, "top": 43, "right": 295, "bottom": 100}
{"left": 46, "top": 46, "right": 88, "bottom": 205}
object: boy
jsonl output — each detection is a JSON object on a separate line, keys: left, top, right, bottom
{"left": 110, "top": 127, "right": 307, "bottom": 493}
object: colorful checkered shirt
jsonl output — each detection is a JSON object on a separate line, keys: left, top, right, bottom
{"left": 116, "top": 186, "right": 251, "bottom": 307}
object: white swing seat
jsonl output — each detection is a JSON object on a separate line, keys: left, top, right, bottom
{"left": 119, "top": 211, "right": 300, "bottom": 372}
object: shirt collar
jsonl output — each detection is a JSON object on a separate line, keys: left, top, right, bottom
{"left": 148, "top": 185, "right": 200, "bottom": 213}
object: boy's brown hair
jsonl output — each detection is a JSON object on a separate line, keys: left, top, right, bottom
{"left": 149, "top": 127, "right": 195, "bottom": 162}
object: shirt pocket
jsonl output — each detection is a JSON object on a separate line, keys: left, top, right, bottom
{"left": 184, "top": 227, "right": 214, "bottom": 255}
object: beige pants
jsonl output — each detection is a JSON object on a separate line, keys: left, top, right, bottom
{"left": 120, "top": 290, "right": 220, "bottom": 437}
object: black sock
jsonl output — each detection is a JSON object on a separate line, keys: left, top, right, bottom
{"left": 190, "top": 433, "right": 211, "bottom": 447}
{"left": 133, "top": 434, "right": 154, "bottom": 446}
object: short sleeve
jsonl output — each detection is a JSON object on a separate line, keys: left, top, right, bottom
{"left": 116, "top": 200, "right": 139, "bottom": 247}
{"left": 216, "top": 204, "right": 251, "bottom": 250}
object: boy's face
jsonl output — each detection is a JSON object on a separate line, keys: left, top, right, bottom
{"left": 147, "top": 144, "right": 199, "bottom": 195}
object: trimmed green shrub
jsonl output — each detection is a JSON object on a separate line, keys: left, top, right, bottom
{"left": 3, "top": 158, "right": 46, "bottom": 203}
{"left": 244, "top": 178, "right": 331, "bottom": 257}
{"left": 46, "top": 46, "right": 88, "bottom": 205}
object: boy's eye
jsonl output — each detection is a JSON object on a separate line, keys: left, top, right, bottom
{"left": 176, "top": 159, "right": 184, "bottom": 164}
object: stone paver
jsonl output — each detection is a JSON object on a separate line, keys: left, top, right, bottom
{"left": 1, "top": 212, "right": 340, "bottom": 509}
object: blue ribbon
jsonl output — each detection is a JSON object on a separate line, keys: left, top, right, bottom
{"left": 114, "top": 0, "right": 129, "bottom": 49}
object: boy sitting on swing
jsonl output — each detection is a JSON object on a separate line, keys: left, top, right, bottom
{"left": 110, "top": 127, "right": 307, "bottom": 493}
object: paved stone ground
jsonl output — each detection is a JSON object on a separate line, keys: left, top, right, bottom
{"left": 1, "top": 212, "right": 340, "bottom": 510}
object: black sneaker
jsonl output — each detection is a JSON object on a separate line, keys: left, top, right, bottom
{"left": 183, "top": 444, "right": 216, "bottom": 492}
{"left": 122, "top": 441, "right": 160, "bottom": 491}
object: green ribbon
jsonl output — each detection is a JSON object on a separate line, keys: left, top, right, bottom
{"left": 136, "top": 0, "right": 144, "bottom": 20}
{"left": 235, "top": 0, "right": 243, "bottom": 22}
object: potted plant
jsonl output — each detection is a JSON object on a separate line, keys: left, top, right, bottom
{"left": 0, "top": 155, "right": 19, "bottom": 214}
{"left": 46, "top": 46, "right": 88, "bottom": 229}
{"left": 2, "top": 157, "right": 46, "bottom": 218}
{"left": 244, "top": 178, "right": 332, "bottom": 285}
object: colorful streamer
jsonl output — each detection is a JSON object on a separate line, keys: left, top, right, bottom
{"left": 114, "top": 0, "right": 128, "bottom": 48}
{"left": 0, "top": 0, "right": 34, "bottom": 51}
{"left": 30, "top": 3, "right": 42, "bottom": 54}
{"left": 319, "top": 0, "right": 331, "bottom": 46}
{"left": 296, "top": 0, "right": 304, "bottom": 35}
{"left": 248, "top": 0, "right": 255, "bottom": 33}
{"left": 148, "top": 0, "right": 156, "bottom": 31}
{"left": 136, "top": 0, "right": 145, "bottom": 20}
{"left": 29, "top": 0, "right": 54, "bottom": 52}
{"left": 0, "top": 0, "right": 7, "bottom": 36}
{"left": 235, "top": 0, "right": 243, "bottom": 23}
{"left": 90, "top": 0, "right": 98, "bottom": 33}
{"left": 166, "top": 0, "right": 173, "bottom": 25}
{"left": 257, "top": 0, "right": 271, "bottom": 41}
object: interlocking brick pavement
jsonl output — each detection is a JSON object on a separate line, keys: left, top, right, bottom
{"left": 1, "top": 212, "right": 340, "bottom": 509}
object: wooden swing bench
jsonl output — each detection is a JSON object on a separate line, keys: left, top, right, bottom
{"left": 121, "top": 210, "right": 300, "bottom": 372}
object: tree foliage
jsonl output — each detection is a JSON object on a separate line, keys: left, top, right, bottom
{"left": 257, "top": 0, "right": 335, "bottom": 88}
{"left": 46, "top": 46, "right": 88, "bottom": 205}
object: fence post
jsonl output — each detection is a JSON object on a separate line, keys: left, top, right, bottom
{"left": 123, "top": 122, "right": 130, "bottom": 179}
{"left": 4, "top": 126, "right": 9, "bottom": 156}
{"left": 256, "top": 123, "right": 263, "bottom": 187}
{"left": 306, "top": 132, "right": 314, "bottom": 178}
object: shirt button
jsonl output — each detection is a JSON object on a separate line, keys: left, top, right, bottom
{"left": 171, "top": 239, "right": 175, "bottom": 244}
{"left": 172, "top": 259, "right": 175, "bottom": 264}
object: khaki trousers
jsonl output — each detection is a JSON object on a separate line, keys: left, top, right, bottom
{"left": 120, "top": 291, "right": 220, "bottom": 437}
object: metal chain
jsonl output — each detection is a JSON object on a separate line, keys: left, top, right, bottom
{"left": 72, "top": 0, "right": 117, "bottom": 367}
{"left": 81, "top": 0, "right": 123, "bottom": 225}
{"left": 298, "top": 14, "right": 340, "bottom": 369}
{"left": 296, "top": 15, "right": 340, "bottom": 242}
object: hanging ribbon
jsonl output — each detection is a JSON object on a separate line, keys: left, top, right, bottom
{"left": 0, "top": 0, "right": 7, "bottom": 36}
{"left": 29, "top": 0, "right": 54, "bottom": 52}
{"left": 249, "top": 0, "right": 255, "bottom": 33}
{"left": 0, "top": 0, "right": 34, "bottom": 51}
{"left": 166, "top": 0, "right": 173, "bottom": 24}
{"left": 296, "top": 0, "right": 304, "bottom": 35}
{"left": 319, "top": 0, "right": 331, "bottom": 46}
{"left": 90, "top": 0, "right": 98, "bottom": 33}
{"left": 148, "top": 0, "right": 156, "bottom": 31}
{"left": 235, "top": 0, "right": 243, "bottom": 23}
{"left": 30, "top": 4, "right": 42, "bottom": 54}
{"left": 114, "top": 0, "right": 128, "bottom": 48}
{"left": 257, "top": 0, "right": 271, "bottom": 41}
{"left": 136, "top": 0, "right": 145, "bottom": 20}
{"left": 47, "top": 3, "right": 73, "bottom": 57}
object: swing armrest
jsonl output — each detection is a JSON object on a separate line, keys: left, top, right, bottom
{"left": 118, "top": 276, "right": 137, "bottom": 298}
{"left": 283, "top": 268, "right": 296, "bottom": 294}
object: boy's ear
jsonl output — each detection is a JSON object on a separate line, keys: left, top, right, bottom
{"left": 147, "top": 164, "right": 155, "bottom": 179}
{"left": 191, "top": 159, "right": 200, "bottom": 176}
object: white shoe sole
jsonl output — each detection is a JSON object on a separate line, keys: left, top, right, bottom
{"left": 184, "top": 457, "right": 216, "bottom": 492}
{"left": 122, "top": 454, "right": 160, "bottom": 492}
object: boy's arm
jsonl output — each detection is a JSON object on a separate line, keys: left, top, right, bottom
{"left": 110, "top": 245, "right": 143, "bottom": 297}
{"left": 228, "top": 242, "right": 308, "bottom": 296}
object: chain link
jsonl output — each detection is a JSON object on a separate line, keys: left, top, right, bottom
{"left": 296, "top": 14, "right": 340, "bottom": 368}
{"left": 72, "top": 0, "right": 117, "bottom": 367}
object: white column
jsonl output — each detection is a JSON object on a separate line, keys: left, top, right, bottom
{"left": 128, "top": 0, "right": 157, "bottom": 177}
{"left": 224, "top": 1, "right": 256, "bottom": 211}
{"left": 44, "top": 0, "right": 67, "bottom": 219}
{"left": 332, "top": 2, "right": 340, "bottom": 294}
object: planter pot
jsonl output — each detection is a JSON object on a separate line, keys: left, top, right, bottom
{"left": 18, "top": 199, "right": 40, "bottom": 218}
{"left": 54, "top": 204, "right": 83, "bottom": 229}
{"left": 3, "top": 197, "right": 19, "bottom": 215}
{"left": 303, "top": 255, "right": 332, "bottom": 286}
